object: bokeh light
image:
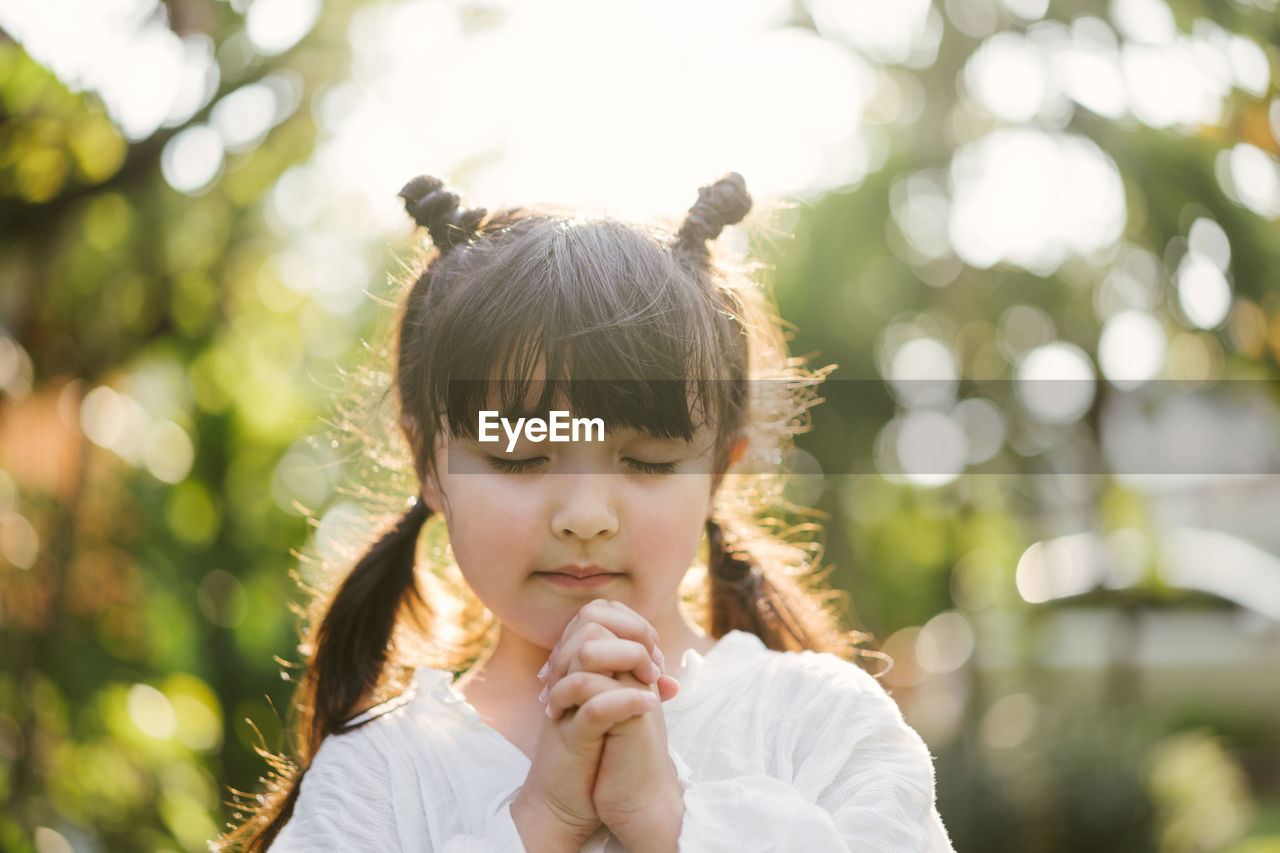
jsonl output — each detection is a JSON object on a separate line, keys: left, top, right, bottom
{"left": 1015, "top": 342, "right": 1096, "bottom": 424}
{"left": 948, "top": 129, "right": 1126, "bottom": 274}
{"left": 3, "top": 0, "right": 1280, "bottom": 849}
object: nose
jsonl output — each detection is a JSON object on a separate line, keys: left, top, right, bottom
{"left": 550, "top": 473, "right": 619, "bottom": 541}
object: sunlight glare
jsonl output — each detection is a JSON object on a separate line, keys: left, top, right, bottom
{"left": 212, "top": 82, "right": 280, "bottom": 153}
{"left": 75, "top": 19, "right": 186, "bottom": 141}
{"left": 246, "top": 0, "right": 321, "bottom": 56}
{"left": 1225, "top": 143, "right": 1280, "bottom": 218}
{"left": 948, "top": 129, "right": 1126, "bottom": 274}
{"left": 964, "top": 33, "right": 1049, "bottom": 123}
{"left": 1121, "top": 40, "right": 1226, "bottom": 128}
{"left": 1176, "top": 254, "right": 1231, "bottom": 330}
{"left": 1016, "top": 535, "right": 1100, "bottom": 603}
{"left": 163, "top": 35, "right": 222, "bottom": 130}
{"left": 328, "top": 2, "right": 875, "bottom": 221}
{"left": 0, "top": 513, "right": 39, "bottom": 570}
{"left": 1109, "top": 0, "right": 1176, "bottom": 44}
{"left": 895, "top": 409, "right": 968, "bottom": 487}
{"left": 256, "top": 0, "right": 885, "bottom": 321}
{"left": 952, "top": 397, "right": 1004, "bottom": 464}
{"left": 1228, "top": 35, "right": 1270, "bottom": 97}
{"left": 144, "top": 421, "right": 195, "bottom": 484}
{"left": 917, "top": 611, "right": 975, "bottom": 674}
{"left": 1016, "top": 342, "right": 1095, "bottom": 424}
{"left": 1098, "top": 309, "right": 1165, "bottom": 389}
{"left": 889, "top": 337, "right": 959, "bottom": 408}
{"left": 1050, "top": 18, "right": 1126, "bottom": 119}
{"left": 1188, "top": 218, "right": 1231, "bottom": 271}
{"left": 890, "top": 171, "right": 951, "bottom": 259}
{"left": 806, "top": 0, "right": 935, "bottom": 65}
{"left": 999, "top": 0, "right": 1049, "bottom": 20}
{"left": 0, "top": 0, "right": 208, "bottom": 141}
{"left": 160, "top": 126, "right": 225, "bottom": 195}
{"left": 80, "top": 385, "right": 149, "bottom": 465}
{"left": 128, "top": 683, "right": 178, "bottom": 739}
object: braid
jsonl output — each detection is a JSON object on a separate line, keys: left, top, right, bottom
{"left": 674, "top": 172, "right": 752, "bottom": 259}
{"left": 399, "top": 175, "right": 487, "bottom": 254}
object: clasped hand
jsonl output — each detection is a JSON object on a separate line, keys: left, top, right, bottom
{"left": 512, "top": 599, "right": 684, "bottom": 852}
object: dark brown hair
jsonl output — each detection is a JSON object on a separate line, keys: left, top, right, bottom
{"left": 215, "top": 173, "right": 874, "bottom": 851}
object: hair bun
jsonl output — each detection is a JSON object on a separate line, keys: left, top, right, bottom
{"left": 675, "top": 172, "right": 752, "bottom": 255}
{"left": 398, "top": 175, "right": 486, "bottom": 253}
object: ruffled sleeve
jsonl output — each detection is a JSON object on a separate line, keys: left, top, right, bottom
{"left": 675, "top": 651, "right": 954, "bottom": 853}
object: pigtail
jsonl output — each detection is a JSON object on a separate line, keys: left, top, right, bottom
{"left": 301, "top": 498, "right": 432, "bottom": 751}
{"left": 706, "top": 517, "right": 819, "bottom": 651}
{"left": 218, "top": 500, "right": 432, "bottom": 852}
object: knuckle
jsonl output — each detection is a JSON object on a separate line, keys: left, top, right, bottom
{"left": 561, "top": 671, "right": 592, "bottom": 694}
{"left": 577, "top": 639, "right": 603, "bottom": 668}
{"left": 578, "top": 697, "right": 609, "bottom": 726}
{"left": 581, "top": 622, "right": 610, "bottom": 641}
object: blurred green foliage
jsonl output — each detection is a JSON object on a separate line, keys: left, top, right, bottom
{"left": 1, "top": 0, "right": 1279, "bottom": 851}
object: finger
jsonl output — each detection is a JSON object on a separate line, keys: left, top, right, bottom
{"left": 546, "top": 621, "right": 617, "bottom": 686}
{"left": 546, "top": 671, "right": 630, "bottom": 721}
{"left": 548, "top": 628, "right": 663, "bottom": 691}
{"left": 613, "top": 670, "right": 677, "bottom": 702}
{"left": 572, "top": 637, "right": 661, "bottom": 685}
{"left": 548, "top": 600, "right": 663, "bottom": 674}
{"left": 594, "top": 600, "right": 665, "bottom": 668}
{"left": 550, "top": 600, "right": 619, "bottom": 660}
{"left": 564, "top": 688, "right": 657, "bottom": 742}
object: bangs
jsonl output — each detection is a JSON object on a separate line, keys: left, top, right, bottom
{"left": 444, "top": 378, "right": 711, "bottom": 442}
{"left": 419, "top": 215, "right": 746, "bottom": 443}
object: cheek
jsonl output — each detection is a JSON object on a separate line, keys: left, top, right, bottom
{"left": 444, "top": 482, "right": 543, "bottom": 563}
{"left": 629, "top": 484, "right": 712, "bottom": 568}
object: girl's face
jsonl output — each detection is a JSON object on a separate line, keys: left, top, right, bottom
{"left": 421, "top": 415, "right": 719, "bottom": 651}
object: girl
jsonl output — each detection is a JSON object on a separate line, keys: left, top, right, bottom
{"left": 217, "top": 173, "right": 954, "bottom": 851}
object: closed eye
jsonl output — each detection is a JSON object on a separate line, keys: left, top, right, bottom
{"left": 486, "top": 456, "right": 547, "bottom": 473}
{"left": 624, "top": 459, "right": 679, "bottom": 476}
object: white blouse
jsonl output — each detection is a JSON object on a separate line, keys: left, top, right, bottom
{"left": 269, "top": 630, "right": 955, "bottom": 852}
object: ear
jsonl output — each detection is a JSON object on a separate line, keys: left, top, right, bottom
{"left": 401, "top": 413, "right": 421, "bottom": 450}
{"left": 709, "top": 434, "right": 750, "bottom": 507}
{"left": 420, "top": 467, "right": 444, "bottom": 513}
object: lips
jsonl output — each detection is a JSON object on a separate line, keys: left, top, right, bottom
{"left": 537, "top": 565, "right": 624, "bottom": 588}
{"left": 546, "top": 564, "right": 620, "bottom": 579}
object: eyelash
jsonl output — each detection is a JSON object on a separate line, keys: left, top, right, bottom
{"left": 627, "top": 459, "right": 679, "bottom": 476}
{"left": 485, "top": 456, "right": 545, "bottom": 473}
{"left": 484, "top": 457, "right": 679, "bottom": 476}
